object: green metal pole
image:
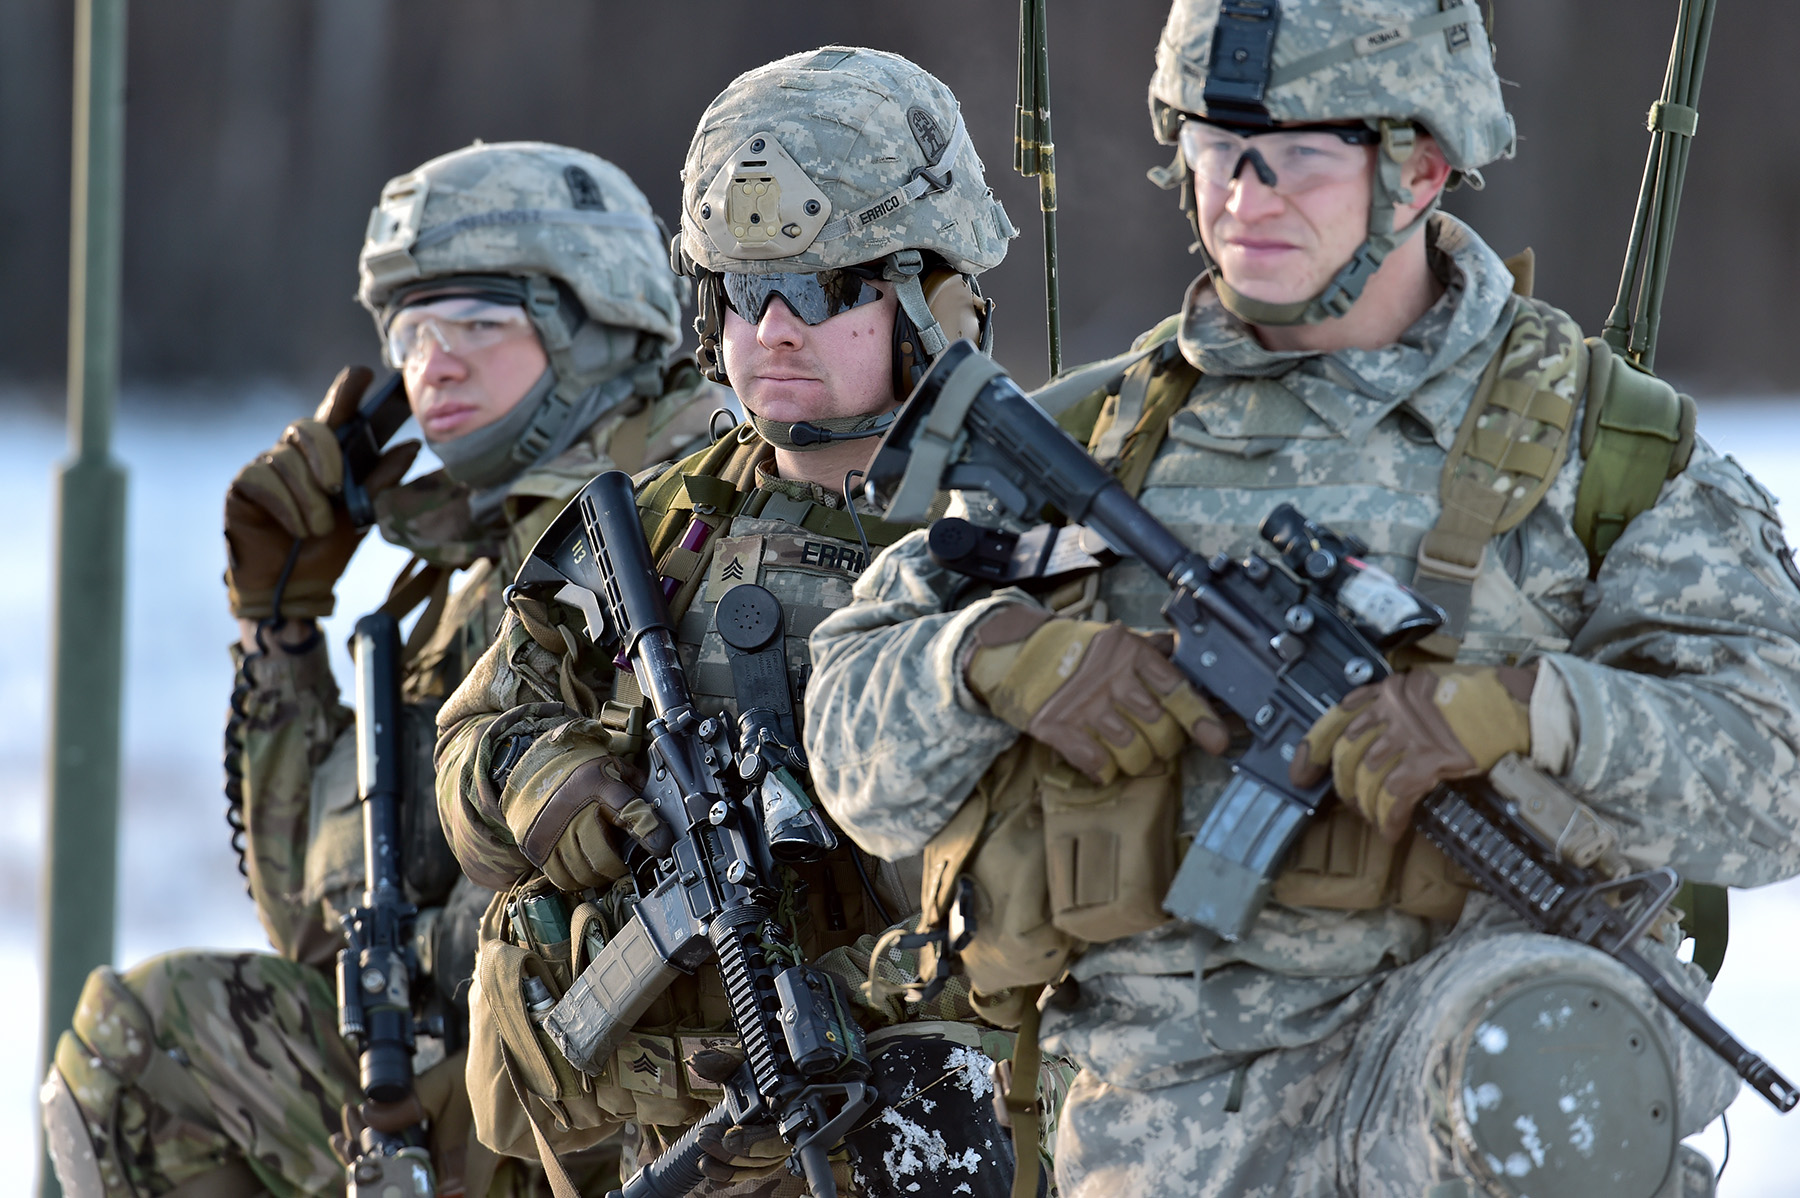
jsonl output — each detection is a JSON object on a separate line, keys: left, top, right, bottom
{"left": 39, "top": 0, "right": 130, "bottom": 1195}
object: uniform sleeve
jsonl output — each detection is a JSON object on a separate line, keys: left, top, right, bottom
{"left": 434, "top": 609, "right": 627, "bottom": 889}
{"left": 1540, "top": 444, "right": 1800, "bottom": 887}
{"left": 233, "top": 637, "right": 352, "bottom": 965}
{"left": 803, "top": 530, "right": 1027, "bottom": 860}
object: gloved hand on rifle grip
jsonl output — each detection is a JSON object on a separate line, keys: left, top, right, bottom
{"left": 1290, "top": 662, "right": 1536, "bottom": 842}
{"left": 965, "top": 604, "right": 1228, "bottom": 785}
{"left": 224, "top": 365, "right": 420, "bottom": 620}
{"left": 694, "top": 1114, "right": 788, "bottom": 1184}
{"left": 512, "top": 755, "right": 670, "bottom": 892}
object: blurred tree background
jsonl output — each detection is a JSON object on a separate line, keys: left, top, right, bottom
{"left": 1, "top": 0, "right": 1795, "bottom": 397}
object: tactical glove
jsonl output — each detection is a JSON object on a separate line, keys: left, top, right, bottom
{"left": 966, "top": 604, "right": 1227, "bottom": 785}
{"left": 695, "top": 1115, "right": 788, "bottom": 1184}
{"left": 512, "top": 756, "right": 670, "bottom": 892}
{"left": 1290, "top": 663, "right": 1535, "bottom": 842}
{"left": 224, "top": 366, "right": 420, "bottom": 619}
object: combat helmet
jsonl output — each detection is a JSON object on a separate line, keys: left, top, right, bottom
{"left": 1148, "top": 0, "right": 1515, "bottom": 325}
{"left": 357, "top": 141, "right": 685, "bottom": 487}
{"left": 674, "top": 46, "right": 1017, "bottom": 449}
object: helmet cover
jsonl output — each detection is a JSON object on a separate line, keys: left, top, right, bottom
{"left": 358, "top": 141, "right": 682, "bottom": 350}
{"left": 679, "top": 47, "right": 1016, "bottom": 277}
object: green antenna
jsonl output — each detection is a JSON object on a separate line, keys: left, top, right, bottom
{"left": 1016, "top": 0, "right": 1063, "bottom": 379}
{"left": 1602, "top": 0, "right": 1717, "bottom": 372}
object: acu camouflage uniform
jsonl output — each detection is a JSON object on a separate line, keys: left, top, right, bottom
{"left": 48, "top": 139, "right": 717, "bottom": 1198}
{"left": 803, "top": 212, "right": 1800, "bottom": 1195}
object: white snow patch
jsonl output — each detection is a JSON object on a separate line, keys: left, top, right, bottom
{"left": 945, "top": 1045, "right": 996, "bottom": 1098}
{"left": 875, "top": 1106, "right": 983, "bottom": 1179}
{"left": 1463, "top": 1081, "right": 1504, "bottom": 1124}
{"left": 1568, "top": 1113, "right": 1597, "bottom": 1157}
{"left": 1513, "top": 1114, "right": 1546, "bottom": 1167}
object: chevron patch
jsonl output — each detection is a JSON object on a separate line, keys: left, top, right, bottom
{"left": 705, "top": 535, "right": 765, "bottom": 601}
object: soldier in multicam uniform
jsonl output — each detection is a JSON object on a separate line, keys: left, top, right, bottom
{"left": 41, "top": 142, "right": 718, "bottom": 1198}
{"left": 432, "top": 47, "right": 1054, "bottom": 1197}
{"left": 803, "top": 3, "right": 1800, "bottom": 1197}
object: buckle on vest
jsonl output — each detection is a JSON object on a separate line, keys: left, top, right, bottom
{"left": 1414, "top": 547, "right": 1481, "bottom": 583}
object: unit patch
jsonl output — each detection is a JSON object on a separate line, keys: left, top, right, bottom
{"left": 564, "top": 165, "right": 606, "bottom": 210}
{"left": 907, "top": 106, "right": 949, "bottom": 161}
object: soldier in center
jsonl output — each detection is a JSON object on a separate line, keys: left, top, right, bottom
{"left": 432, "top": 48, "right": 1052, "bottom": 1195}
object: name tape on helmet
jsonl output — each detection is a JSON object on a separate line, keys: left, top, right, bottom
{"left": 815, "top": 112, "right": 968, "bottom": 243}
{"left": 1268, "top": 4, "right": 1485, "bottom": 90}
{"left": 413, "top": 208, "right": 660, "bottom": 251}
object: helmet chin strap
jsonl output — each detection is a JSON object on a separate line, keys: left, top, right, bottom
{"left": 751, "top": 410, "right": 897, "bottom": 452}
{"left": 1215, "top": 120, "right": 1437, "bottom": 328}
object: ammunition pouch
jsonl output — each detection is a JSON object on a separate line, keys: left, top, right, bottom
{"left": 910, "top": 741, "right": 1182, "bottom": 1025}
{"left": 465, "top": 880, "right": 630, "bottom": 1160}
{"left": 1272, "top": 803, "right": 1474, "bottom": 921}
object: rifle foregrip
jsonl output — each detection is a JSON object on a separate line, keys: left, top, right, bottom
{"left": 612, "top": 1096, "right": 735, "bottom": 1198}
{"left": 543, "top": 911, "right": 682, "bottom": 1074}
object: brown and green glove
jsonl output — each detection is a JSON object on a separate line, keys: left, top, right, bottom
{"left": 1290, "top": 663, "right": 1535, "bottom": 842}
{"left": 224, "top": 365, "right": 419, "bottom": 619}
{"left": 509, "top": 755, "right": 669, "bottom": 893}
{"left": 965, "top": 604, "right": 1228, "bottom": 785}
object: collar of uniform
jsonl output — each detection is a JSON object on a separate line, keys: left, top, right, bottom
{"left": 751, "top": 463, "right": 850, "bottom": 513}
{"left": 1175, "top": 213, "right": 1517, "bottom": 447}
{"left": 373, "top": 411, "right": 624, "bottom": 572}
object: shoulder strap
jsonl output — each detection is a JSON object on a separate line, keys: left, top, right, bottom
{"left": 1573, "top": 336, "right": 1697, "bottom": 569}
{"left": 1088, "top": 339, "right": 1202, "bottom": 499}
{"left": 1412, "top": 295, "right": 1586, "bottom": 657}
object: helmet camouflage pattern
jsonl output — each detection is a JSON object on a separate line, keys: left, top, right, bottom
{"left": 677, "top": 46, "right": 1015, "bottom": 278}
{"left": 1146, "top": 0, "right": 1514, "bottom": 326}
{"left": 1148, "top": 0, "right": 1514, "bottom": 172}
{"left": 675, "top": 47, "right": 1014, "bottom": 431}
{"left": 358, "top": 141, "right": 683, "bottom": 352}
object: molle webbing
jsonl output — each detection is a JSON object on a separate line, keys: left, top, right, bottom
{"left": 613, "top": 428, "right": 915, "bottom": 710}
{"left": 1411, "top": 295, "right": 1585, "bottom": 657}
{"left": 1086, "top": 337, "right": 1202, "bottom": 498}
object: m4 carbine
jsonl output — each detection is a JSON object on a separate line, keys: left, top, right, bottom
{"left": 339, "top": 612, "right": 437, "bottom": 1196}
{"left": 509, "top": 470, "right": 876, "bottom": 1198}
{"left": 866, "top": 340, "right": 1798, "bottom": 1113}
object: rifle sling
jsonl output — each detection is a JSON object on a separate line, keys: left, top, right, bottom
{"left": 498, "top": 1040, "right": 586, "bottom": 1198}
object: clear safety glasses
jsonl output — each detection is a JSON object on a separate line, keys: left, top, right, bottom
{"left": 720, "top": 267, "right": 885, "bottom": 326}
{"left": 1178, "top": 119, "right": 1379, "bottom": 196}
{"left": 385, "top": 298, "right": 536, "bottom": 367}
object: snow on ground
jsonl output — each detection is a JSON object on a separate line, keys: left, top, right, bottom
{"left": 2, "top": 390, "right": 1798, "bottom": 1194}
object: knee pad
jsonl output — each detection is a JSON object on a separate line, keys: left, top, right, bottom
{"left": 44, "top": 965, "right": 161, "bottom": 1198}
{"left": 1448, "top": 974, "right": 1678, "bottom": 1198}
{"left": 42, "top": 1053, "right": 114, "bottom": 1198}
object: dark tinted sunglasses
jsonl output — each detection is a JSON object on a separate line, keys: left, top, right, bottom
{"left": 720, "top": 268, "right": 885, "bottom": 326}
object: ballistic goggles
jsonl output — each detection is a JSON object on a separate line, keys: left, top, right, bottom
{"left": 720, "top": 267, "right": 885, "bottom": 327}
{"left": 385, "top": 297, "right": 537, "bottom": 368}
{"left": 1179, "top": 119, "right": 1380, "bottom": 196}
